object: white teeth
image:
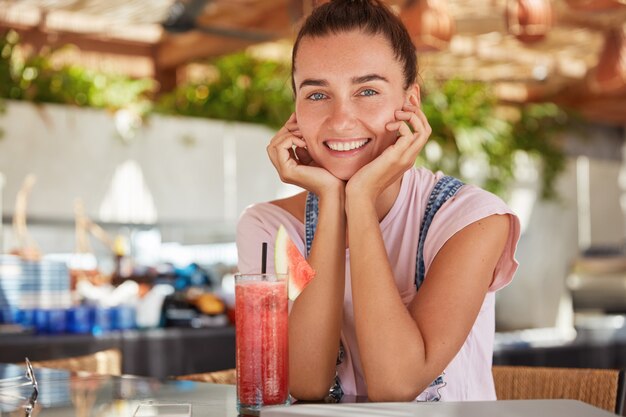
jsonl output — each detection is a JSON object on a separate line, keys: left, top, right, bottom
{"left": 327, "top": 139, "right": 368, "bottom": 151}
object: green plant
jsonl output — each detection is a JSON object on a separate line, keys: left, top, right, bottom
{"left": 0, "top": 30, "right": 155, "bottom": 112}
{"left": 420, "top": 78, "right": 567, "bottom": 199}
{"left": 0, "top": 98, "right": 5, "bottom": 141}
{"left": 0, "top": 30, "right": 16, "bottom": 138}
{"left": 155, "top": 52, "right": 294, "bottom": 128}
{"left": 0, "top": 31, "right": 17, "bottom": 99}
{"left": 511, "top": 103, "right": 568, "bottom": 200}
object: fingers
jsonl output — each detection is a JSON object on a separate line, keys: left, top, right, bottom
{"left": 269, "top": 113, "right": 306, "bottom": 151}
{"left": 284, "top": 112, "right": 302, "bottom": 138}
{"left": 267, "top": 113, "right": 311, "bottom": 181}
{"left": 268, "top": 131, "right": 307, "bottom": 168}
{"left": 285, "top": 124, "right": 302, "bottom": 137}
{"left": 411, "top": 107, "right": 430, "bottom": 134}
{"left": 268, "top": 132, "right": 306, "bottom": 156}
{"left": 386, "top": 105, "right": 432, "bottom": 143}
{"left": 289, "top": 147, "right": 298, "bottom": 162}
{"left": 382, "top": 105, "right": 431, "bottom": 167}
{"left": 396, "top": 121, "right": 416, "bottom": 149}
{"left": 393, "top": 110, "right": 421, "bottom": 134}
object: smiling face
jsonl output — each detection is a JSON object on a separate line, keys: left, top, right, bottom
{"left": 293, "top": 30, "right": 417, "bottom": 181}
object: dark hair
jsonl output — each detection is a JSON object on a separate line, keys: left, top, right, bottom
{"left": 291, "top": 0, "right": 418, "bottom": 92}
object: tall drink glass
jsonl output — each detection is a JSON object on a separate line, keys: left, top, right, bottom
{"left": 235, "top": 273, "right": 289, "bottom": 415}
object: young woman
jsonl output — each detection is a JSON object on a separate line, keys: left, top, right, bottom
{"left": 237, "top": 0, "right": 520, "bottom": 403}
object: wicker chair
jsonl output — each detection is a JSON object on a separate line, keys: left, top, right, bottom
{"left": 493, "top": 365, "right": 625, "bottom": 414}
{"left": 176, "top": 368, "right": 236, "bottom": 385}
{"left": 177, "top": 365, "right": 626, "bottom": 413}
{"left": 25, "top": 348, "right": 122, "bottom": 376}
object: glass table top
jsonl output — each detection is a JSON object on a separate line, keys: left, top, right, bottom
{"left": 0, "top": 363, "right": 238, "bottom": 417}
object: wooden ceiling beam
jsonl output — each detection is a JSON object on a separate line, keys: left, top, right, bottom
{"left": 196, "top": 0, "right": 294, "bottom": 29}
{"left": 157, "top": 0, "right": 294, "bottom": 69}
{"left": 573, "top": 104, "right": 626, "bottom": 125}
{"left": 494, "top": 80, "right": 569, "bottom": 102}
{"left": 555, "top": 0, "right": 626, "bottom": 31}
{"left": 0, "top": 21, "right": 155, "bottom": 58}
{"left": 156, "top": 32, "right": 254, "bottom": 69}
{"left": 552, "top": 77, "right": 626, "bottom": 125}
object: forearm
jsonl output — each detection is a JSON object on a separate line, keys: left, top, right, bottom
{"left": 289, "top": 186, "right": 346, "bottom": 400}
{"left": 346, "top": 194, "right": 431, "bottom": 401}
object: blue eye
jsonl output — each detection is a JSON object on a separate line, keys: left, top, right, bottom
{"left": 308, "top": 92, "right": 327, "bottom": 101}
{"left": 360, "top": 89, "right": 377, "bottom": 97}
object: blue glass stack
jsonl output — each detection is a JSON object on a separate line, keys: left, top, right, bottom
{"left": 0, "top": 255, "right": 71, "bottom": 333}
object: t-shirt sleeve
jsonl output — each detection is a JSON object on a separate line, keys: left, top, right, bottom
{"left": 422, "top": 185, "right": 521, "bottom": 292}
{"left": 236, "top": 205, "right": 276, "bottom": 274}
{"left": 236, "top": 203, "right": 306, "bottom": 275}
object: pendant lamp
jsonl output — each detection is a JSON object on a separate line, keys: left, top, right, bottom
{"left": 506, "top": 0, "right": 553, "bottom": 43}
{"left": 588, "top": 27, "right": 626, "bottom": 93}
{"left": 401, "top": 0, "right": 455, "bottom": 52}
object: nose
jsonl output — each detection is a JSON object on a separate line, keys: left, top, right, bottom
{"left": 327, "top": 98, "right": 357, "bottom": 132}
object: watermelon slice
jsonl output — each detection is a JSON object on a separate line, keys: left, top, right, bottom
{"left": 275, "top": 224, "right": 316, "bottom": 301}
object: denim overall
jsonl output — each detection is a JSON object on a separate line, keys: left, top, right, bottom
{"left": 304, "top": 175, "right": 464, "bottom": 402}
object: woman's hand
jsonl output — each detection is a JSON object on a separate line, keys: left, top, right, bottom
{"left": 267, "top": 113, "right": 344, "bottom": 196}
{"left": 346, "top": 97, "right": 431, "bottom": 202}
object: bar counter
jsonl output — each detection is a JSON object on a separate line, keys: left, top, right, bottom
{"left": 0, "top": 327, "right": 236, "bottom": 378}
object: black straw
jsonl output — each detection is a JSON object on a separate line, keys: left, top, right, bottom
{"left": 261, "top": 242, "right": 268, "bottom": 274}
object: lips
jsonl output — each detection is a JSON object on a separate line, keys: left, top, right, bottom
{"left": 324, "top": 138, "right": 371, "bottom": 152}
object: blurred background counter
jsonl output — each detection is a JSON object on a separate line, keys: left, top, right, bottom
{"left": 0, "top": 326, "right": 235, "bottom": 379}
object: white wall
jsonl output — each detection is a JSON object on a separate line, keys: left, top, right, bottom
{"left": 497, "top": 160, "right": 580, "bottom": 330}
{"left": 0, "top": 100, "right": 294, "bottom": 251}
{"left": 497, "top": 126, "right": 626, "bottom": 330}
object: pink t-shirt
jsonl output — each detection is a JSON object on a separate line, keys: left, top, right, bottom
{"left": 236, "top": 167, "right": 520, "bottom": 401}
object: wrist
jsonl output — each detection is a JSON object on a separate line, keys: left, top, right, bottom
{"left": 315, "top": 181, "right": 345, "bottom": 201}
{"left": 345, "top": 181, "right": 376, "bottom": 206}
{"left": 345, "top": 190, "right": 377, "bottom": 218}
{"left": 317, "top": 184, "right": 347, "bottom": 231}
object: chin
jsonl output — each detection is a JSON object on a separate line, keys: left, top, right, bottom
{"left": 327, "top": 167, "right": 357, "bottom": 182}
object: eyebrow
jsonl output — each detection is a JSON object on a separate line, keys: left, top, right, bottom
{"left": 352, "top": 74, "right": 389, "bottom": 84}
{"left": 298, "top": 79, "right": 328, "bottom": 90}
{"left": 298, "top": 73, "right": 389, "bottom": 90}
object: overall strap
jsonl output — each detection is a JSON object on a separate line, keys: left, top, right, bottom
{"left": 415, "top": 176, "right": 464, "bottom": 290}
{"left": 305, "top": 192, "right": 319, "bottom": 257}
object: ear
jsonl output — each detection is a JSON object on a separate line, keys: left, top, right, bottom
{"left": 404, "top": 84, "right": 421, "bottom": 107}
